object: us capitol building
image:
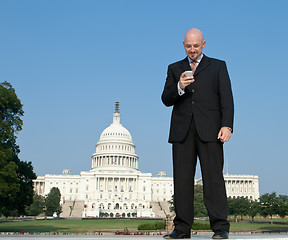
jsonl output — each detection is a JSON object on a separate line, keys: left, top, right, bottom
{"left": 34, "top": 102, "right": 259, "bottom": 218}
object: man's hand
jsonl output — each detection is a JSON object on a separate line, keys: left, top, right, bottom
{"left": 217, "top": 127, "right": 232, "bottom": 142}
{"left": 179, "top": 72, "right": 194, "bottom": 89}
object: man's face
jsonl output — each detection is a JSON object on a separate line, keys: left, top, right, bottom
{"left": 183, "top": 35, "right": 206, "bottom": 61}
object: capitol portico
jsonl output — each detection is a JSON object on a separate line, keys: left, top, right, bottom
{"left": 34, "top": 102, "right": 260, "bottom": 218}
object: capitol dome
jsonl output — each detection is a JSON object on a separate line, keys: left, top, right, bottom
{"left": 99, "top": 112, "right": 133, "bottom": 143}
{"left": 91, "top": 102, "right": 138, "bottom": 171}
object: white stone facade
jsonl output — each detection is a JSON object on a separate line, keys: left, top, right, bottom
{"left": 34, "top": 102, "right": 260, "bottom": 218}
{"left": 195, "top": 174, "right": 260, "bottom": 201}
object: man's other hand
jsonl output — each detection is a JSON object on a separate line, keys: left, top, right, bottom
{"left": 217, "top": 127, "right": 232, "bottom": 142}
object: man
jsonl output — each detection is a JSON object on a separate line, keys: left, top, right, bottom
{"left": 162, "top": 28, "right": 234, "bottom": 239}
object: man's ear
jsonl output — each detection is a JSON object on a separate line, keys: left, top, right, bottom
{"left": 202, "top": 40, "right": 206, "bottom": 48}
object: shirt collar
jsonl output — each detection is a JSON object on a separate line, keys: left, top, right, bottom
{"left": 188, "top": 53, "right": 203, "bottom": 65}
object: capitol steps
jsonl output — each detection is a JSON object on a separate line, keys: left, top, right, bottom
{"left": 60, "top": 200, "right": 84, "bottom": 218}
{"left": 70, "top": 201, "right": 85, "bottom": 217}
{"left": 151, "top": 201, "right": 166, "bottom": 218}
{"left": 158, "top": 201, "right": 175, "bottom": 217}
{"left": 60, "top": 200, "right": 74, "bottom": 218}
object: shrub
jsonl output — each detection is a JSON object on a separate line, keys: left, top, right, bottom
{"left": 192, "top": 221, "right": 210, "bottom": 230}
{"left": 138, "top": 221, "right": 165, "bottom": 230}
{"left": 138, "top": 221, "right": 209, "bottom": 231}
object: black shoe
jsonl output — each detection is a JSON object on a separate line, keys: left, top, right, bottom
{"left": 163, "top": 229, "right": 191, "bottom": 239}
{"left": 212, "top": 230, "right": 229, "bottom": 239}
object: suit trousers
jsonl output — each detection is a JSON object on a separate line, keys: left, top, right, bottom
{"left": 172, "top": 116, "right": 230, "bottom": 233}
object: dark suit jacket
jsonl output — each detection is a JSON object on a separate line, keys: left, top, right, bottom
{"left": 161, "top": 55, "right": 234, "bottom": 143}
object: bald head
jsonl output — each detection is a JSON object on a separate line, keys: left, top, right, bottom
{"left": 183, "top": 28, "right": 206, "bottom": 61}
{"left": 184, "top": 28, "right": 204, "bottom": 42}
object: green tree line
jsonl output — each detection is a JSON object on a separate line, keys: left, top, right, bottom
{"left": 169, "top": 187, "right": 288, "bottom": 223}
{"left": 228, "top": 192, "right": 288, "bottom": 223}
{"left": 0, "top": 81, "right": 62, "bottom": 218}
{"left": 0, "top": 81, "right": 36, "bottom": 217}
{"left": 26, "top": 187, "right": 62, "bottom": 217}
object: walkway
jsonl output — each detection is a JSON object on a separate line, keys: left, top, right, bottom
{"left": 0, "top": 233, "right": 288, "bottom": 240}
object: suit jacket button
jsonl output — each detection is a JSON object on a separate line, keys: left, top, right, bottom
{"left": 192, "top": 101, "right": 195, "bottom": 104}
{"left": 192, "top": 89, "right": 195, "bottom": 93}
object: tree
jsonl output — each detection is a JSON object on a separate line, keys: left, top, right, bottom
{"left": 248, "top": 200, "right": 260, "bottom": 221}
{"left": 168, "top": 195, "right": 174, "bottom": 212}
{"left": 26, "top": 193, "right": 45, "bottom": 216}
{"left": 0, "top": 149, "right": 19, "bottom": 216}
{"left": 0, "top": 81, "right": 36, "bottom": 216}
{"left": 0, "top": 81, "right": 23, "bottom": 152}
{"left": 45, "top": 187, "right": 62, "bottom": 217}
{"left": 278, "top": 195, "right": 288, "bottom": 218}
{"left": 228, "top": 197, "right": 250, "bottom": 222}
{"left": 194, "top": 185, "right": 207, "bottom": 217}
{"left": 13, "top": 159, "right": 36, "bottom": 215}
{"left": 259, "top": 192, "right": 279, "bottom": 223}
{"left": 168, "top": 185, "right": 208, "bottom": 217}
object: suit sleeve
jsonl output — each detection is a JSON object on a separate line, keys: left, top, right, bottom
{"left": 161, "top": 65, "right": 181, "bottom": 107}
{"left": 219, "top": 62, "right": 234, "bottom": 131}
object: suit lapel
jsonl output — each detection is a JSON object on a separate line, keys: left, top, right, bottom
{"left": 179, "top": 55, "right": 211, "bottom": 92}
{"left": 179, "top": 57, "right": 191, "bottom": 73}
{"left": 194, "top": 55, "right": 211, "bottom": 76}
{"left": 179, "top": 55, "right": 211, "bottom": 77}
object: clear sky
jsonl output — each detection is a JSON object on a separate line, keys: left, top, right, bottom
{"left": 1, "top": 0, "right": 287, "bottom": 195}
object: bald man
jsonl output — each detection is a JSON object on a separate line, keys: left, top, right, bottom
{"left": 162, "top": 28, "right": 234, "bottom": 239}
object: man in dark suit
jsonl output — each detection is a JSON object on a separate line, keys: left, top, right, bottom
{"left": 162, "top": 28, "right": 234, "bottom": 239}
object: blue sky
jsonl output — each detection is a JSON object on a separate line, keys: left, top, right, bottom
{"left": 1, "top": 0, "right": 287, "bottom": 195}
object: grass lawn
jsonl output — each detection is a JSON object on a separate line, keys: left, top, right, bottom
{"left": 230, "top": 222, "right": 288, "bottom": 232}
{"left": 0, "top": 219, "right": 288, "bottom": 233}
{"left": 0, "top": 219, "right": 163, "bottom": 233}
{"left": 228, "top": 216, "right": 288, "bottom": 223}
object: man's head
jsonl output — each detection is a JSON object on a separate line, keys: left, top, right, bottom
{"left": 183, "top": 28, "right": 206, "bottom": 61}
